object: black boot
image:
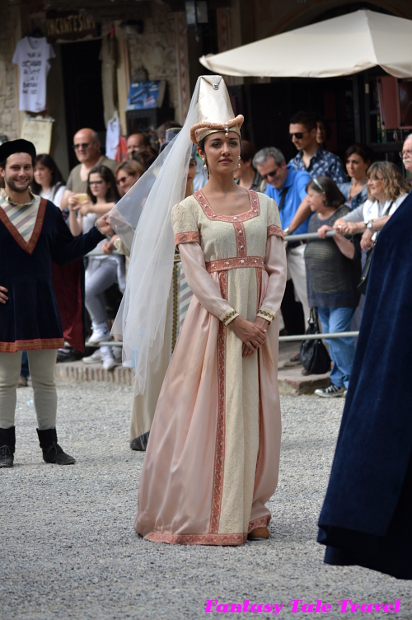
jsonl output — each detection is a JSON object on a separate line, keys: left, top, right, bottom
{"left": 0, "top": 426, "right": 15, "bottom": 468}
{"left": 36, "top": 428, "right": 75, "bottom": 465}
{"left": 130, "top": 431, "right": 150, "bottom": 451}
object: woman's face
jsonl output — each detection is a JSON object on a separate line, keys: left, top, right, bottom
{"left": 34, "top": 163, "right": 53, "bottom": 188}
{"left": 116, "top": 170, "right": 139, "bottom": 196}
{"left": 89, "top": 173, "right": 110, "bottom": 200}
{"left": 346, "top": 154, "right": 369, "bottom": 180}
{"left": 316, "top": 122, "right": 327, "bottom": 146}
{"left": 367, "top": 174, "right": 386, "bottom": 201}
{"left": 307, "top": 187, "right": 326, "bottom": 212}
{"left": 200, "top": 132, "right": 240, "bottom": 175}
{"left": 186, "top": 160, "right": 196, "bottom": 186}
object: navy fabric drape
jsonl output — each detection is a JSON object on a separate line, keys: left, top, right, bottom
{"left": 318, "top": 192, "right": 412, "bottom": 579}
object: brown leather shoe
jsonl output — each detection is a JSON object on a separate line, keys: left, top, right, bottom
{"left": 247, "top": 526, "right": 270, "bottom": 540}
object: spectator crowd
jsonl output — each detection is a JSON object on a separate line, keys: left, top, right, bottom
{"left": 14, "top": 110, "right": 412, "bottom": 404}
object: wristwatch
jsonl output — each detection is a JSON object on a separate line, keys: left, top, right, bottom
{"left": 283, "top": 227, "right": 290, "bottom": 236}
{"left": 366, "top": 219, "right": 375, "bottom": 231}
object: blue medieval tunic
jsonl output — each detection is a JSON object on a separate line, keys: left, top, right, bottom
{"left": 318, "top": 192, "right": 412, "bottom": 580}
{"left": 0, "top": 196, "right": 104, "bottom": 353}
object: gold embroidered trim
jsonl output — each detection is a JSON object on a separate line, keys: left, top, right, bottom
{"left": 257, "top": 309, "right": 276, "bottom": 323}
{"left": 0, "top": 337, "right": 64, "bottom": 353}
{"left": 206, "top": 256, "right": 265, "bottom": 273}
{"left": 221, "top": 310, "right": 238, "bottom": 326}
{"left": 267, "top": 224, "right": 284, "bottom": 239}
{"left": 210, "top": 270, "right": 228, "bottom": 533}
{"left": 194, "top": 189, "right": 260, "bottom": 223}
{"left": 174, "top": 231, "right": 200, "bottom": 249}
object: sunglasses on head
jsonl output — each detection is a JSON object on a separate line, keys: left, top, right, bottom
{"left": 289, "top": 131, "right": 309, "bottom": 140}
{"left": 312, "top": 178, "right": 324, "bottom": 192}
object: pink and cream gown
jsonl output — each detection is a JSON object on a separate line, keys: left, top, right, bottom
{"left": 134, "top": 189, "right": 287, "bottom": 545}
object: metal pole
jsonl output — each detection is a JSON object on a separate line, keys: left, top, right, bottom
{"left": 284, "top": 230, "right": 336, "bottom": 242}
{"left": 279, "top": 331, "right": 358, "bottom": 342}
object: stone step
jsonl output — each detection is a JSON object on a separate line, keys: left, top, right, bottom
{"left": 54, "top": 341, "right": 331, "bottom": 395}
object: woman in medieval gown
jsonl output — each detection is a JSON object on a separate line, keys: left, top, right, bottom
{"left": 129, "top": 76, "right": 287, "bottom": 545}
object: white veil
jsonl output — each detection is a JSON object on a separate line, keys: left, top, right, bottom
{"left": 108, "top": 78, "right": 202, "bottom": 395}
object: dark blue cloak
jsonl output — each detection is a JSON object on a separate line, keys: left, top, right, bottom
{"left": 318, "top": 192, "right": 412, "bottom": 580}
{"left": 0, "top": 198, "right": 104, "bottom": 353}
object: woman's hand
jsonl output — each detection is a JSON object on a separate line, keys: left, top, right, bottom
{"left": 96, "top": 215, "right": 115, "bottom": 237}
{"left": 317, "top": 225, "right": 332, "bottom": 239}
{"left": 242, "top": 316, "right": 271, "bottom": 357}
{"left": 0, "top": 286, "right": 8, "bottom": 304}
{"left": 361, "top": 228, "right": 374, "bottom": 250}
{"left": 230, "top": 315, "right": 267, "bottom": 357}
{"left": 102, "top": 239, "right": 114, "bottom": 254}
{"left": 79, "top": 201, "right": 93, "bottom": 216}
{"left": 67, "top": 193, "right": 80, "bottom": 211}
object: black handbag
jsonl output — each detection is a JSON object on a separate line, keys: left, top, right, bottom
{"left": 357, "top": 245, "right": 375, "bottom": 294}
{"left": 299, "top": 308, "right": 331, "bottom": 375}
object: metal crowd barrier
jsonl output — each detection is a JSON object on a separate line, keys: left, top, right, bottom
{"left": 79, "top": 229, "right": 359, "bottom": 350}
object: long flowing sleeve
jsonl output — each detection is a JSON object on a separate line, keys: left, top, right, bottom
{"left": 179, "top": 243, "right": 238, "bottom": 324}
{"left": 256, "top": 199, "right": 287, "bottom": 323}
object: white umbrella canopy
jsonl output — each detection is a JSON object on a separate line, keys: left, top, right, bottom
{"left": 200, "top": 9, "right": 412, "bottom": 79}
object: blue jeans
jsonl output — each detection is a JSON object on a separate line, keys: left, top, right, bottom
{"left": 20, "top": 350, "right": 30, "bottom": 379}
{"left": 317, "top": 307, "right": 356, "bottom": 389}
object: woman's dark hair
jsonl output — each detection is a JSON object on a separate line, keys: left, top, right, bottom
{"left": 132, "top": 150, "right": 157, "bottom": 171}
{"left": 87, "top": 164, "right": 120, "bottom": 203}
{"left": 344, "top": 143, "right": 374, "bottom": 166}
{"left": 305, "top": 175, "right": 346, "bottom": 208}
{"left": 31, "top": 154, "right": 64, "bottom": 194}
{"left": 240, "top": 140, "right": 256, "bottom": 164}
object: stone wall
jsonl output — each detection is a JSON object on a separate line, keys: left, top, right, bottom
{"left": 127, "top": 4, "right": 180, "bottom": 122}
{"left": 0, "top": 6, "right": 20, "bottom": 140}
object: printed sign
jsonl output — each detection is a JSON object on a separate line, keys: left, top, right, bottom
{"left": 126, "top": 81, "right": 166, "bottom": 111}
{"left": 21, "top": 117, "right": 53, "bottom": 154}
{"left": 46, "top": 11, "right": 101, "bottom": 42}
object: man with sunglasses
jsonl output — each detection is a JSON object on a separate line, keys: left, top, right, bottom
{"left": 289, "top": 111, "right": 347, "bottom": 185}
{"left": 61, "top": 128, "right": 117, "bottom": 209}
{"left": 254, "top": 147, "right": 311, "bottom": 342}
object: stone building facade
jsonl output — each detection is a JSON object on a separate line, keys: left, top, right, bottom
{"left": 1, "top": 0, "right": 412, "bottom": 171}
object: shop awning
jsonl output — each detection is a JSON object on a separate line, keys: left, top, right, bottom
{"left": 199, "top": 10, "right": 412, "bottom": 79}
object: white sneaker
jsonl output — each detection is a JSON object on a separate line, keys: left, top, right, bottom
{"left": 103, "top": 357, "right": 118, "bottom": 371}
{"left": 87, "top": 329, "right": 111, "bottom": 345}
{"left": 82, "top": 350, "right": 102, "bottom": 364}
{"left": 112, "top": 346, "right": 122, "bottom": 362}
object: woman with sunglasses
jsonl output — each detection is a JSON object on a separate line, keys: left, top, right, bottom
{"left": 115, "top": 160, "right": 145, "bottom": 197}
{"left": 305, "top": 176, "right": 361, "bottom": 398}
{"left": 68, "top": 165, "right": 122, "bottom": 370}
{"left": 331, "top": 161, "right": 410, "bottom": 251}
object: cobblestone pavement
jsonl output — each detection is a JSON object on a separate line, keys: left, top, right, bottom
{"left": 2, "top": 383, "right": 410, "bottom": 620}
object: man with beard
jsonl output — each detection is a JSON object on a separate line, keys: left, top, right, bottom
{"left": 0, "top": 139, "right": 112, "bottom": 468}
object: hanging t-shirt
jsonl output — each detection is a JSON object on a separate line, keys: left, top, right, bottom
{"left": 12, "top": 37, "right": 55, "bottom": 113}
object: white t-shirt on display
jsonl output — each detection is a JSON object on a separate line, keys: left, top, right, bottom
{"left": 13, "top": 36, "right": 55, "bottom": 113}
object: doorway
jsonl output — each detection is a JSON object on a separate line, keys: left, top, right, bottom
{"left": 60, "top": 39, "right": 105, "bottom": 170}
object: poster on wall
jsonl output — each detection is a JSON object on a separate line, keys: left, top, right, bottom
{"left": 21, "top": 117, "right": 53, "bottom": 154}
{"left": 126, "top": 81, "right": 166, "bottom": 111}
